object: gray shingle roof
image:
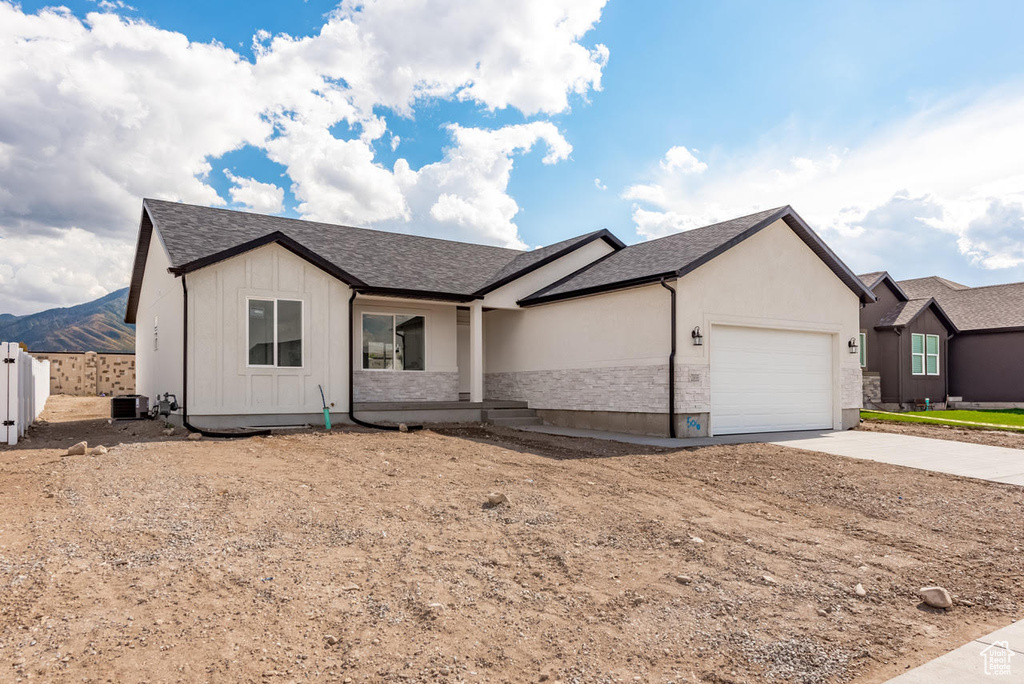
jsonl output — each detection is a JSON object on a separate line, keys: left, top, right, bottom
{"left": 149, "top": 197, "right": 618, "bottom": 286}
{"left": 125, "top": 199, "right": 621, "bottom": 323}
{"left": 899, "top": 276, "right": 1024, "bottom": 331}
{"left": 857, "top": 272, "right": 886, "bottom": 289}
{"left": 875, "top": 298, "right": 935, "bottom": 327}
{"left": 522, "top": 206, "right": 875, "bottom": 305}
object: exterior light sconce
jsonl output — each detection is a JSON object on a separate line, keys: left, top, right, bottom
{"left": 848, "top": 336, "right": 859, "bottom": 354}
{"left": 691, "top": 326, "right": 703, "bottom": 346}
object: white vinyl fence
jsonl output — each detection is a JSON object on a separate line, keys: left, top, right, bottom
{"left": 2, "top": 342, "right": 51, "bottom": 446}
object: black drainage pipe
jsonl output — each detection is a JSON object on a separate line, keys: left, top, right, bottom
{"left": 347, "top": 290, "right": 422, "bottom": 432}
{"left": 660, "top": 278, "right": 677, "bottom": 438}
{"left": 180, "top": 273, "right": 270, "bottom": 439}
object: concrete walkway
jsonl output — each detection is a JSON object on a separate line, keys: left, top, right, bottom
{"left": 518, "top": 425, "right": 1024, "bottom": 486}
{"left": 886, "top": 620, "right": 1023, "bottom": 682}
{"left": 770, "top": 430, "right": 1024, "bottom": 486}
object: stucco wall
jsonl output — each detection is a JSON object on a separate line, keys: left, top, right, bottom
{"left": 186, "top": 243, "right": 352, "bottom": 416}
{"left": 481, "top": 239, "right": 616, "bottom": 310}
{"left": 485, "top": 219, "right": 862, "bottom": 430}
{"left": 672, "top": 219, "right": 862, "bottom": 422}
{"left": 32, "top": 351, "right": 135, "bottom": 396}
{"left": 134, "top": 226, "right": 184, "bottom": 404}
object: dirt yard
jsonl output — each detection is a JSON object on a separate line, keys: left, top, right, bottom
{"left": 1, "top": 396, "right": 1022, "bottom": 684}
{"left": 857, "top": 417, "right": 1024, "bottom": 449}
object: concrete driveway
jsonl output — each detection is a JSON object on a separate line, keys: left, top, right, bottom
{"left": 770, "top": 430, "right": 1024, "bottom": 486}
{"left": 520, "top": 424, "right": 1024, "bottom": 486}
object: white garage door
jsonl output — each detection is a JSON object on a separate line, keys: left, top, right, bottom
{"left": 711, "top": 326, "right": 834, "bottom": 435}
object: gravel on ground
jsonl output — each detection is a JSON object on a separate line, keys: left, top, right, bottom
{"left": 1, "top": 396, "right": 1021, "bottom": 683}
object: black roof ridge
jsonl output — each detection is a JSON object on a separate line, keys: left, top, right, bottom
{"left": 924, "top": 279, "right": 1024, "bottom": 293}
{"left": 519, "top": 205, "right": 875, "bottom": 306}
{"left": 634, "top": 205, "right": 790, "bottom": 248}
{"left": 874, "top": 295, "right": 959, "bottom": 333}
{"left": 142, "top": 198, "right": 526, "bottom": 255}
{"left": 861, "top": 270, "right": 909, "bottom": 301}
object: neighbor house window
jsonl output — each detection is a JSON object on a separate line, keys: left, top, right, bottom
{"left": 153, "top": 316, "right": 159, "bottom": 352}
{"left": 859, "top": 332, "right": 866, "bottom": 368}
{"left": 248, "top": 298, "right": 303, "bottom": 367}
{"left": 362, "top": 313, "right": 425, "bottom": 370}
{"left": 911, "top": 333, "right": 940, "bottom": 376}
{"left": 925, "top": 334, "right": 940, "bottom": 375}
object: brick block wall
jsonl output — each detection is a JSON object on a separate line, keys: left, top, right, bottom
{"left": 485, "top": 365, "right": 672, "bottom": 413}
{"left": 353, "top": 371, "right": 459, "bottom": 402}
{"left": 842, "top": 366, "right": 864, "bottom": 409}
{"left": 31, "top": 352, "right": 135, "bottom": 396}
{"left": 861, "top": 371, "right": 881, "bottom": 407}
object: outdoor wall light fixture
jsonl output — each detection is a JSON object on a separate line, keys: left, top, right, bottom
{"left": 848, "top": 336, "right": 859, "bottom": 354}
{"left": 691, "top": 326, "right": 703, "bottom": 346}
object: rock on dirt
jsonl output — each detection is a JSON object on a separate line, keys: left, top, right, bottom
{"left": 90, "top": 445, "right": 108, "bottom": 456}
{"left": 855, "top": 583, "right": 867, "bottom": 597}
{"left": 690, "top": 536, "right": 704, "bottom": 544}
{"left": 675, "top": 575, "right": 692, "bottom": 585}
{"left": 187, "top": 433, "right": 202, "bottom": 441}
{"left": 325, "top": 635, "right": 338, "bottom": 645}
{"left": 162, "top": 428, "right": 175, "bottom": 436}
{"left": 398, "top": 423, "right": 409, "bottom": 433}
{"left": 65, "top": 441, "right": 88, "bottom": 456}
{"left": 487, "top": 492, "right": 509, "bottom": 506}
{"left": 919, "top": 586, "right": 953, "bottom": 609}
{"left": 763, "top": 575, "right": 778, "bottom": 585}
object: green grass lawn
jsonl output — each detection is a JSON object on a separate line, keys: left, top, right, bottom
{"left": 861, "top": 408, "right": 1024, "bottom": 431}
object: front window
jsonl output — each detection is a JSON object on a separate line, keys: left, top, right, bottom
{"left": 925, "top": 334, "right": 939, "bottom": 375}
{"left": 911, "top": 333, "right": 940, "bottom": 376}
{"left": 248, "top": 298, "right": 303, "bottom": 367}
{"left": 362, "top": 313, "right": 425, "bottom": 370}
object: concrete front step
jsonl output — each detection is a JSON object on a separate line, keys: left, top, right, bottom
{"left": 490, "top": 416, "right": 543, "bottom": 427}
{"left": 482, "top": 408, "right": 536, "bottom": 420}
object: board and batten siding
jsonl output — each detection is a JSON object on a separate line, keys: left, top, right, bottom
{"left": 134, "top": 225, "right": 184, "bottom": 404}
{"left": 186, "top": 243, "right": 351, "bottom": 416}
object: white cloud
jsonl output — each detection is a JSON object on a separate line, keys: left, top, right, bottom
{"left": 594, "top": 177, "right": 607, "bottom": 191}
{"left": 624, "top": 92, "right": 1024, "bottom": 284}
{"left": 0, "top": 0, "right": 609, "bottom": 313}
{"left": 224, "top": 170, "right": 285, "bottom": 214}
{"left": 660, "top": 146, "right": 707, "bottom": 174}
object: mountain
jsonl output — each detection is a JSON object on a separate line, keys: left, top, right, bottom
{"left": 0, "top": 288, "right": 135, "bottom": 353}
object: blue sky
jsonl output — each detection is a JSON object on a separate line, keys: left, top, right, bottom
{"left": 2, "top": 0, "right": 1024, "bottom": 313}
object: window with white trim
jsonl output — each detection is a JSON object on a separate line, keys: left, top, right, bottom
{"left": 859, "top": 332, "right": 866, "bottom": 368}
{"left": 911, "top": 333, "right": 940, "bottom": 376}
{"left": 247, "top": 298, "right": 303, "bottom": 367}
{"left": 925, "top": 333, "right": 940, "bottom": 375}
{"left": 362, "top": 313, "right": 425, "bottom": 370}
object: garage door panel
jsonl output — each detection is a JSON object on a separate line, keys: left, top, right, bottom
{"left": 711, "top": 326, "right": 833, "bottom": 435}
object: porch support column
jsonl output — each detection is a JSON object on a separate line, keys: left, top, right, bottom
{"left": 469, "top": 301, "right": 484, "bottom": 402}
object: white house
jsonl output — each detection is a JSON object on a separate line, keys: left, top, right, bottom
{"left": 125, "top": 200, "right": 874, "bottom": 437}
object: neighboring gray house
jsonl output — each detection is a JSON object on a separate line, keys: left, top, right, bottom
{"left": 125, "top": 200, "right": 873, "bottom": 437}
{"left": 900, "top": 276, "right": 1024, "bottom": 405}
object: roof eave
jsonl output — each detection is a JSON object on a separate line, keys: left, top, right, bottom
{"left": 167, "top": 231, "right": 369, "bottom": 290}
{"left": 518, "top": 271, "right": 678, "bottom": 307}
{"left": 124, "top": 202, "right": 157, "bottom": 325}
{"left": 472, "top": 229, "right": 625, "bottom": 297}
{"left": 777, "top": 209, "right": 877, "bottom": 304}
{"left": 354, "top": 286, "right": 480, "bottom": 303}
